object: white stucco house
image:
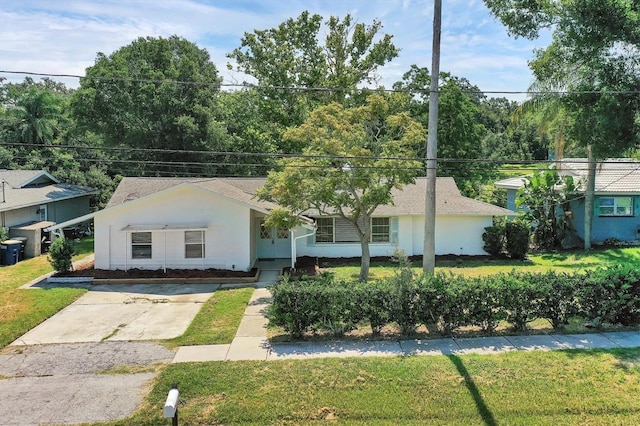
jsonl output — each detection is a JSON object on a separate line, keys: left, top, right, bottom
{"left": 91, "top": 176, "right": 514, "bottom": 272}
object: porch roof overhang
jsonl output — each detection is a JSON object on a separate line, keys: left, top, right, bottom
{"left": 120, "top": 224, "right": 208, "bottom": 232}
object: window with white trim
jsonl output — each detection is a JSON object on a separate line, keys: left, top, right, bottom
{"left": 371, "top": 217, "right": 390, "bottom": 242}
{"left": 315, "top": 217, "right": 334, "bottom": 243}
{"left": 131, "top": 232, "right": 152, "bottom": 259}
{"left": 185, "top": 230, "right": 205, "bottom": 258}
{"left": 598, "top": 197, "right": 633, "bottom": 217}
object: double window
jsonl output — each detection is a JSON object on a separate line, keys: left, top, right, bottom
{"left": 598, "top": 197, "right": 633, "bottom": 217}
{"left": 185, "top": 230, "right": 205, "bottom": 258}
{"left": 131, "top": 230, "right": 206, "bottom": 259}
{"left": 131, "top": 232, "right": 152, "bottom": 259}
{"left": 315, "top": 217, "right": 391, "bottom": 243}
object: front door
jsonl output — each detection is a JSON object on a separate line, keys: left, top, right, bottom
{"left": 256, "top": 219, "right": 291, "bottom": 259}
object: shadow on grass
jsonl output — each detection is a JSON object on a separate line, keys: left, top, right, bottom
{"left": 448, "top": 355, "right": 497, "bottom": 426}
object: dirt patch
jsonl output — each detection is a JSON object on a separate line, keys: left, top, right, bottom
{"left": 56, "top": 261, "right": 258, "bottom": 279}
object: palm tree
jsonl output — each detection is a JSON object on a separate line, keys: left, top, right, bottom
{"left": 14, "top": 88, "right": 61, "bottom": 145}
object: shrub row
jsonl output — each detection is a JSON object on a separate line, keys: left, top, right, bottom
{"left": 268, "top": 265, "right": 640, "bottom": 337}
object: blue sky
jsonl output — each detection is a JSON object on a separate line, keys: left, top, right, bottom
{"left": 0, "top": 0, "right": 550, "bottom": 100}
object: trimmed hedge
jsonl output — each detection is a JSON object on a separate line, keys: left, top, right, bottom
{"left": 268, "top": 265, "right": 640, "bottom": 337}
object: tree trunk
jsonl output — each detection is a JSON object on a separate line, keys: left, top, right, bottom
{"left": 359, "top": 237, "right": 371, "bottom": 283}
{"left": 584, "top": 145, "right": 596, "bottom": 250}
{"left": 359, "top": 214, "right": 372, "bottom": 282}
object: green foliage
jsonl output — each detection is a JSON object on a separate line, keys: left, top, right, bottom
{"left": 258, "top": 95, "right": 423, "bottom": 282}
{"left": 72, "top": 35, "right": 227, "bottom": 176}
{"left": 516, "top": 168, "right": 578, "bottom": 250}
{"left": 228, "top": 11, "right": 399, "bottom": 126}
{"left": 505, "top": 219, "right": 530, "bottom": 259}
{"left": 394, "top": 68, "right": 497, "bottom": 197}
{"left": 385, "top": 253, "right": 420, "bottom": 335}
{"left": 535, "top": 271, "right": 580, "bottom": 329}
{"left": 268, "top": 274, "right": 362, "bottom": 337}
{"left": 499, "top": 272, "right": 542, "bottom": 331}
{"left": 48, "top": 238, "right": 74, "bottom": 273}
{"left": 482, "top": 217, "right": 506, "bottom": 256}
{"left": 270, "top": 264, "right": 640, "bottom": 337}
{"left": 0, "top": 227, "right": 7, "bottom": 242}
{"left": 578, "top": 265, "right": 640, "bottom": 327}
{"left": 461, "top": 275, "right": 507, "bottom": 335}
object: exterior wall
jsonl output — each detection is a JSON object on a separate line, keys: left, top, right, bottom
{"left": 296, "top": 216, "right": 399, "bottom": 258}
{"left": 2, "top": 206, "right": 40, "bottom": 228}
{"left": 434, "top": 215, "right": 493, "bottom": 255}
{"left": 504, "top": 188, "right": 640, "bottom": 244}
{"left": 505, "top": 189, "right": 517, "bottom": 212}
{"left": 570, "top": 196, "right": 640, "bottom": 243}
{"left": 1, "top": 196, "right": 92, "bottom": 228}
{"left": 47, "top": 196, "right": 92, "bottom": 223}
{"left": 94, "top": 185, "right": 253, "bottom": 271}
{"left": 296, "top": 214, "right": 492, "bottom": 258}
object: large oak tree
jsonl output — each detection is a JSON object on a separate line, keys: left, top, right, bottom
{"left": 228, "top": 12, "right": 399, "bottom": 135}
{"left": 72, "top": 36, "right": 229, "bottom": 176}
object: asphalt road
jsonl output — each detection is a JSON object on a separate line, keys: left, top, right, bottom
{"left": 0, "top": 341, "right": 175, "bottom": 425}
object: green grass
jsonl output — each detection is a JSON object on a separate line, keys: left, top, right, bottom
{"left": 0, "top": 237, "right": 94, "bottom": 348}
{"left": 329, "top": 247, "right": 640, "bottom": 280}
{"left": 105, "top": 348, "right": 640, "bottom": 425}
{"left": 164, "top": 287, "right": 254, "bottom": 348}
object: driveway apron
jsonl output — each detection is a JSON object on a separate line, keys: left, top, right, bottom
{"left": 12, "top": 283, "right": 219, "bottom": 345}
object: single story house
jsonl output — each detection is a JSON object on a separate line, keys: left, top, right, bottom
{"left": 92, "top": 176, "right": 514, "bottom": 272}
{"left": 0, "top": 169, "right": 97, "bottom": 257}
{"left": 495, "top": 158, "right": 640, "bottom": 244}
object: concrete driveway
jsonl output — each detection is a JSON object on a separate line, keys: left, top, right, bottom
{"left": 12, "top": 283, "right": 220, "bottom": 345}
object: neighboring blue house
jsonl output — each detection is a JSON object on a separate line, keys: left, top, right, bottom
{"left": 495, "top": 158, "right": 640, "bottom": 245}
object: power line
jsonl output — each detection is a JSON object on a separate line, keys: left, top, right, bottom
{"left": 3, "top": 142, "right": 640, "bottom": 169}
{"left": 2, "top": 70, "right": 640, "bottom": 96}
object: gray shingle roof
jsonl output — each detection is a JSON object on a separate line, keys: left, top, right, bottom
{"left": 0, "top": 170, "right": 59, "bottom": 188}
{"left": 558, "top": 158, "right": 640, "bottom": 193}
{"left": 495, "top": 158, "right": 640, "bottom": 194}
{"left": 0, "top": 170, "right": 97, "bottom": 212}
{"left": 107, "top": 176, "right": 513, "bottom": 217}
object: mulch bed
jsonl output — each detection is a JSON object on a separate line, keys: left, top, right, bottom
{"left": 55, "top": 261, "right": 258, "bottom": 279}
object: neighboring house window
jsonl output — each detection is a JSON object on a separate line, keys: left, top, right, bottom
{"left": 598, "top": 197, "right": 633, "bottom": 217}
{"left": 131, "top": 232, "right": 152, "bottom": 259}
{"left": 185, "top": 230, "right": 205, "bottom": 258}
{"left": 38, "top": 205, "right": 47, "bottom": 221}
{"left": 371, "top": 217, "right": 390, "bottom": 242}
{"left": 315, "top": 218, "right": 334, "bottom": 243}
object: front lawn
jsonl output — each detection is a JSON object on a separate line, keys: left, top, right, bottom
{"left": 0, "top": 237, "right": 93, "bottom": 348}
{"left": 328, "top": 247, "right": 640, "bottom": 280}
{"left": 107, "top": 348, "right": 640, "bottom": 425}
{"left": 164, "top": 287, "right": 254, "bottom": 348}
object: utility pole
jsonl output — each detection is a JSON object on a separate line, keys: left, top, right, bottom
{"left": 423, "top": 0, "right": 441, "bottom": 274}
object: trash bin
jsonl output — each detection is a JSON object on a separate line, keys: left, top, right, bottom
{"left": 0, "top": 240, "right": 22, "bottom": 265}
{"left": 13, "top": 237, "right": 27, "bottom": 260}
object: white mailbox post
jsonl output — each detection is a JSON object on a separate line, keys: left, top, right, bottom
{"left": 163, "top": 386, "right": 179, "bottom": 425}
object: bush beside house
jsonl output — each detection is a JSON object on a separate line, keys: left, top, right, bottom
{"left": 48, "top": 238, "right": 74, "bottom": 273}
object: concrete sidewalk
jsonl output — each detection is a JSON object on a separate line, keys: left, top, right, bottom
{"left": 172, "top": 281, "right": 640, "bottom": 363}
